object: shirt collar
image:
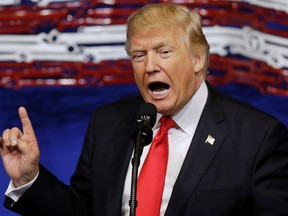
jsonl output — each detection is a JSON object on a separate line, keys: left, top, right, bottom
{"left": 153, "top": 81, "right": 208, "bottom": 136}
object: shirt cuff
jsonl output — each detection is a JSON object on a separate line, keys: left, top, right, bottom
{"left": 5, "top": 172, "right": 39, "bottom": 203}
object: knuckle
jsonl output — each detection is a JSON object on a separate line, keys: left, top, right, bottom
{"left": 10, "top": 127, "right": 22, "bottom": 137}
{"left": 11, "top": 127, "right": 20, "bottom": 132}
{"left": 2, "top": 129, "right": 11, "bottom": 139}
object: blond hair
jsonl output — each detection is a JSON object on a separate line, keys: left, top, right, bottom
{"left": 125, "top": 3, "right": 210, "bottom": 74}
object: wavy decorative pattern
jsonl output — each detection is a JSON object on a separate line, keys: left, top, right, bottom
{"left": 0, "top": 2, "right": 288, "bottom": 216}
{"left": 0, "top": 0, "right": 287, "bottom": 95}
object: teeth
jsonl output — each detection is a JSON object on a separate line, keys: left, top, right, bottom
{"left": 152, "top": 89, "right": 168, "bottom": 95}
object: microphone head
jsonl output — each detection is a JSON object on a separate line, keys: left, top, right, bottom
{"left": 137, "top": 102, "right": 157, "bottom": 128}
{"left": 133, "top": 102, "right": 157, "bottom": 146}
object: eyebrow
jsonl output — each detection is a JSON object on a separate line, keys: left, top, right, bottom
{"left": 154, "top": 41, "right": 171, "bottom": 49}
{"left": 130, "top": 40, "right": 173, "bottom": 55}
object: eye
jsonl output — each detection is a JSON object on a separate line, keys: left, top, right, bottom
{"left": 158, "top": 49, "right": 172, "bottom": 58}
{"left": 132, "top": 52, "right": 146, "bottom": 62}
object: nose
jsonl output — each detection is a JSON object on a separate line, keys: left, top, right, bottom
{"left": 145, "top": 52, "right": 159, "bottom": 74}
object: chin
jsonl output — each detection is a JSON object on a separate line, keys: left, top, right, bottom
{"left": 154, "top": 104, "right": 173, "bottom": 116}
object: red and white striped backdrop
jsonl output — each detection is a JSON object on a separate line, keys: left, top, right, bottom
{"left": 0, "top": 0, "right": 287, "bottom": 95}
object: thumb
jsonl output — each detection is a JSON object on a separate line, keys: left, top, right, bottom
{"left": 18, "top": 107, "right": 35, "bottom": 137}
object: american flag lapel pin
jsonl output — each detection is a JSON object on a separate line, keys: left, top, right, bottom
{"left": 205, "top": 135, "right": 215, "bottom": 145}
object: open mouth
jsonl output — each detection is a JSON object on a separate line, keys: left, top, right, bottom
{"left": 148, "top": 82, "right": 170, "bottom": 96}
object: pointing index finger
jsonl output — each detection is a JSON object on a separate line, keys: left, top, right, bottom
{"left": 18, "top": 107, "right": 35, "bottom": 137}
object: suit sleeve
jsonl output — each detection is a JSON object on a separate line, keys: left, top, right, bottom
{"left": 4, "top": 164, "right": 91, "bottom": 216}
{"left": 3, "top": 111, "right": 99, "bottom": 216}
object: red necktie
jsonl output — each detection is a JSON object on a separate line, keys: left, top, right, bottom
{"left": 136, "top": 116, "right": 175, "bottom": 216}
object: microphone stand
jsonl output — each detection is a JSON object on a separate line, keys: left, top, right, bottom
{"left": 129, "top": 121, "right": 150, "bottom": 216}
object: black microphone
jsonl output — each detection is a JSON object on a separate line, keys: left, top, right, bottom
{"left": 129, "top": 102, "right": 157, "bottom": 216}
{"left": 136, "top": 102, "right": 157, "bottom": 147}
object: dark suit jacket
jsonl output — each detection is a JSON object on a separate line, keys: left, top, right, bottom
{"left": 5, "top": 83, "right": 288, "bottom": 216}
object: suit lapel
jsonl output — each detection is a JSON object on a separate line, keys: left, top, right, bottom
{"left": 103, "top": 97, "right": 143, "bottom": 216}
{"left": 165, "top": 85, "right": 227, "bottom": 216}
{"left": 106, "top": 137, "right": 134, "bottom": 216}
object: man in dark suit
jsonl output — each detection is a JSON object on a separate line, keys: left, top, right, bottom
{"left": 1, "top": 3, "right": 288, "bottom": 216}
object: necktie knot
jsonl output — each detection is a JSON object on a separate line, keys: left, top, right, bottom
{"left": 159, "top": 116, "right": 175, "bottom": 133}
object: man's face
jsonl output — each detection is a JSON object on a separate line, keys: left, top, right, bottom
{"left": 129, "top": 27, "right": 205, "bottom": 116}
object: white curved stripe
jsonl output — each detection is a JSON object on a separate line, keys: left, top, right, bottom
{"left": 0, "top": 0, "right": 20, "bottom": 6}
{"left": 0, "top": 25, "right": 287, "bottom": 70}
{"left": 30, "top": 0, "right": 79, "bottom": 7}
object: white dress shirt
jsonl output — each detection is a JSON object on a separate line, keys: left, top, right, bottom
{"left": 121, "top": 81, "right": 208, "bottom": 216}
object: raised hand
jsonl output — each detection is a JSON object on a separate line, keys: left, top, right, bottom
{"left": 0, "top": 107, "right": 40, "bottom": 187}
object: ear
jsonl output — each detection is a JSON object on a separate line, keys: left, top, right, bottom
{"left": 193, "top": 51, "right": 206, "bottom": 74}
